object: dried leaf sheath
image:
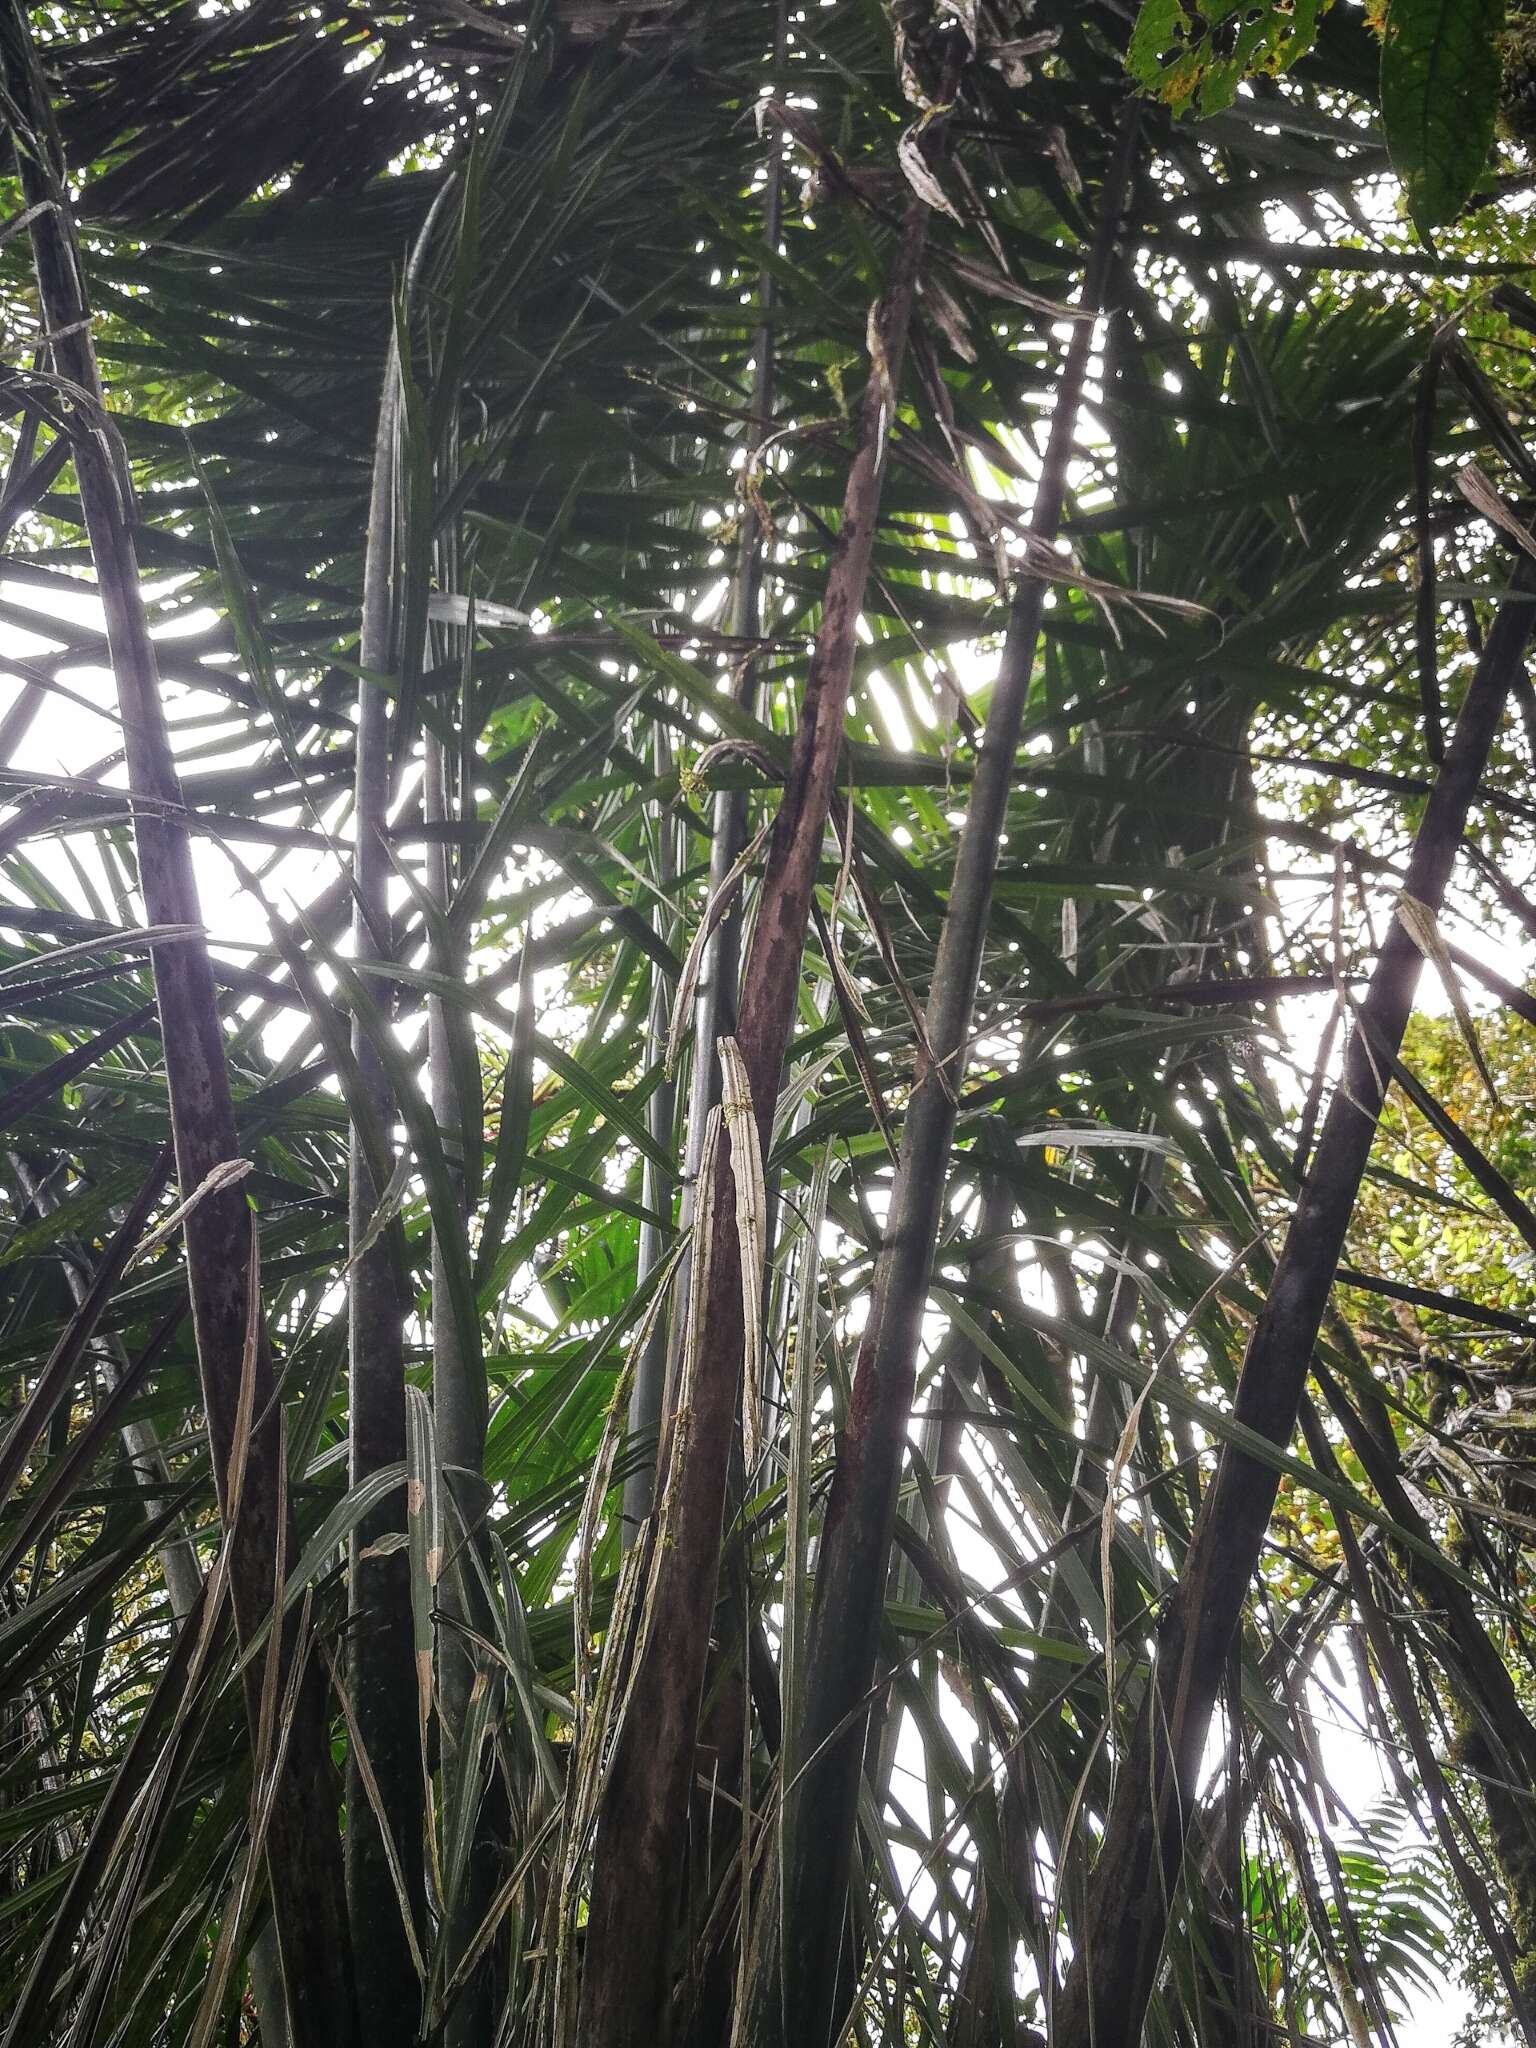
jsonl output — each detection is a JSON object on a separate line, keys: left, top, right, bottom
{"left": 718, "top": 1037, "right": 767, "bottom": 1469}
{"left": 577, "top": 174, "right": 937, "bottom": 2048}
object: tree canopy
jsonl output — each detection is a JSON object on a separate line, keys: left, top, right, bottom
{"left": 1, "top": 2, "right": 1536, "bottom": 2045}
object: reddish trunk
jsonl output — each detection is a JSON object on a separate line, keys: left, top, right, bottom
{"left": 576, "top": 190, "right": 933, "bottom": 2048}
{"left": 1, "top": 15, "right": 355, "bottom": 2042}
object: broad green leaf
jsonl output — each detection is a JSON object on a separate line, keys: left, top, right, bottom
{"left": 1381, "top": 0, "right": 1504, "bottom": 235}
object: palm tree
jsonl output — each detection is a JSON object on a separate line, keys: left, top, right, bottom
{"left": 1, "top": 1, "right": 1535, "bottom": 2045}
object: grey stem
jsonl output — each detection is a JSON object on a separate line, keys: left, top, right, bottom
{"left": 622, "top": 723, "right": 679, "bottom": 1538}
{"left": 345, "top": 181, "right": 455, "bottom": 2040}
{"left": 425, "top": 670, "right": 495, "bottom": 2048}
{"left": 346, "top": 330, "right": 424, "bottom": 2045}
{"left": 759, "top": 118, "right": 1140, "bottom": 2048}
{"left": 661, "top": 6, "right": 787, "bottom": 1430}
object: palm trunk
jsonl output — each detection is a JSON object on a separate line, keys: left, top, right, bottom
{"left": 1054, "top": 556, "right": 1536, "bottom": 2048}
{"left": 346, "top": 330, "right": 425, "bottom": 2046}
{"left": 576, "top": 176, "right": 935, "bottom": 2048}
{"left": 638, "top": 30, "right": 787, "bottom": 1537}
{"left": 425, "top": 697, "right": 497, "bottom": 2045}
{"left": 754, "top": 121, "right": 1138, "bottom": 2048}
{"left": 622, "top": 721, "right": 680, "bottom": 1539}
{"left": 0, "top": 14, "right": 355, "bottom": 2043}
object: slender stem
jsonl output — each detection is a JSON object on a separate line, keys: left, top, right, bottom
{"left": 346, "top": 327, "right": 425, "bottom": 2046}
{"left": 622, "top": 722, "right": 679, "bottom": 1539}
{"left": 1054, "top": 556, "right": 1536, "bottom": 2048}
{"left": 757, "top": 118, "right": 1139, "bottom": 2048}
{"left": 343, "top": 183, "right": 455, "bottom": 2022}
{"left": 640, "top": 11, "right": 788, "bottom": 1532}
{"left": 577, "top": 168, "right": 936, "bottom": 2048}
{"left": 0, "top": 12, "right": 355, "bottom": 2042}
{"left": 426, "top": 626, "right": 495, "bottom": 2048}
